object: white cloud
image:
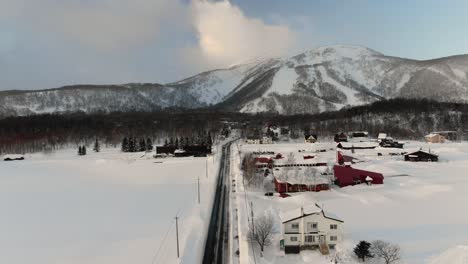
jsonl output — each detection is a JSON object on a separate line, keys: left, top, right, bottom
{"left": 0, "top": 0, "right": 297, "bottom": 89}
{"left": 190, "top": 0, "right": 295, "bottom": 66}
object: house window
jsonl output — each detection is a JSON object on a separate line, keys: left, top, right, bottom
{"left": 330, "top": 224, "right": 338, "bottom": 230}
{"left": 329, "top": 244, "right": 336, "bottom": 250}
{"left": 291, "top": 223, "right": 299, "bottom": 229}
{"left": 308, "top": 222, "right": 318, "bottom": 231}
{"left": 290, "top": 236, "right": 298, "bottom": 242}
{"left": 330, "top": 236, "right": 338, "bottom": 241}
{"left": 305, "top": 235, "right": 315, "bottom": 243}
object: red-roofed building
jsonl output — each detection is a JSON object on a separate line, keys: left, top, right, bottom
{"left": 333, "top": 165, "right": 384, "bottom": 187}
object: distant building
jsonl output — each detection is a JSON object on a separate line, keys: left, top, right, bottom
{"left": 273, "top": 168, "right": 330, "bottom": 193}
{"left": 404, "top": 150, "right": 438, "bottom": 162}
{"left": 377, "top": 133, "right": 388, "bottom": 141}
{"left": 333, "top": 165, "right": 384, "bottom": 187}
{"left": 349, "top": 131, "right": 369, "bottom": 138}
{"left": 379, "top": 138, "right": 404, "bottom": 148}
{"left": 425, "top": 133, "right": 445, "bottom": 143}
{"left": 262, "top": 136, "right": 273, "bottom": 144}
{"left": 334, "top": 133, "right": 348, "bottom": 143}
{"left": 305, "top": 134, "right": 318, "bottom": 143}
{"left": 280, "top": 204, "right": 344, "bottom": 254}
{"left": 246, "top": 138, "right": 261, "bottom": 144}
{"left": 336, "top": 142, "right": 379, "bottom": 150}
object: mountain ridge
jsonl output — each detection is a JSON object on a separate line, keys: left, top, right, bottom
{"left": 1, "top": 45, "right": 468, "bottom": 117}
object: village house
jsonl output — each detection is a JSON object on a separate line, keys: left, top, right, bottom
{"left": 348, "top": 131, "right": 369, "bottom": 142}
{"left": 336, "top": 142, "right": 379, "bottom": 150}
{"left": 430, "top": 131, "right": 459, "bottom": 141}
{"left": 261, "top": 136, "right": 273, "bottom": 144}
{"left": 280, "top": 204, "right": 344, "bottom": 254}
{"left": 377, "top": 133, "right": 388, "bottom": 141}
{"left": 334, "top": 133, "right": 348, "bottom": 142}
{"left": 333, "top": 164, "right": 384, "bottom": 187}
{"left": 273, "top": 167, "right": 331, "bottom": 193}
{"left": 304, "top": 134, "right": 318, "bottom": 143}
{"left": 404, "top": 150, "right": 438, "bottom": 162}
{"left": 246, "top": 138, "right": 261, "bottom": 144}
{"left": 425, "top": 133, "right": 445, "bottom": 143}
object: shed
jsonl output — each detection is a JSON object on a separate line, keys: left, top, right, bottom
{"left": 404, "top": 150, "right": 438, "bottom": 162}
{"left": 334, "top": 133, "right": 348, "bottom": 143}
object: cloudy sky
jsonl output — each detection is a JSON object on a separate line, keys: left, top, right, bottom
{"left": 1, "top": 0, "right": 468, "bottom": 90}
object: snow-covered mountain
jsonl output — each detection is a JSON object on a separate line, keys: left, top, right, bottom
{"left": 1, "top": 45, "right": 468, "bottom": 116}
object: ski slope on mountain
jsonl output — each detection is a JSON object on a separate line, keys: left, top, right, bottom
{"left": 1, "top": 45, "right": 468, "bottom": 116}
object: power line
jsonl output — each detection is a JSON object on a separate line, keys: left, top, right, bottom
{"left": 151, "top": 221, "right": 175, "bottom": 264}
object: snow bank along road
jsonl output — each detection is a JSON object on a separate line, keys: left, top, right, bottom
{"left": 203, "top": 140, "right": 234, "bottom": 264}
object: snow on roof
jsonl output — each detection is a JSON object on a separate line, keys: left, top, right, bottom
{"left": 280, "top": 204, "right": 343, "bottom": 223}
{"left": 3, "top": 154, "right": 24, "bottom": 159}
{"left": 378, "top": 133, "right": 387, "bottom": 139}
{"left": 273, "top": 152, "right": 328, "bottom": 165}
{"left": 425, "top": 133, "right": 443, "bottom": 138}
{"left": 275, "top": 167, "right": 330, "bottom": 185}
{"left": 279, "top": 204, "right": 322, "bottom": 223}
{"left": 337, "top": 142, "right": 379, "bottom": 148}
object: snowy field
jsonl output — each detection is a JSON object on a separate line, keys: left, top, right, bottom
{"left": 233, "top": 141, "right": 468, "bottom": 264}
{"left": 0, "top": 147, "right": 221, "bottom": 264}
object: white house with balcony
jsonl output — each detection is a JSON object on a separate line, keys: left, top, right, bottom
{"left": 279, "top": 204, "right": 343, "bottom": 254}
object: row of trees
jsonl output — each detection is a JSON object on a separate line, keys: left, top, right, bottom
{"left": 2, "top": 98, "right": 468, "bottom": 154}
{"left": 0, "top": 111, "right": 224, "bottom": 155}
{"left": 121, "top": 137, "right": 153, "bottom": 153}
{"left": 354, "top": 240, "right": 401, "bottom": 264}
{"left": 163, "top": 133, "right": 213, "bottom": 148}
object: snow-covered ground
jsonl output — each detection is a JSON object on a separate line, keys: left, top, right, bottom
{"left": 233, "top": 141, "right": 468, "bottom": 264}
{"left": 0, "top": 146, "right": 222, "bottom": 264}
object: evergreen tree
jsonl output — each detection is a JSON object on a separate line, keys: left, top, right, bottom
{"left": 78, "top": 146, "right": 82, "bottom": 155}
{"left": 82, "top": 146, "right": 87, "bottom": 155}
{"left": 354, "top": 240, "right": 373, "bottom": 262}
{"left": 175, "top": 137, "right": 179, "bottom": 149}
{"left": 207, "top": 132, "right": 213, "bottom": 146}
{"left": 169, "top": 137, "right": 174, "bottom": 147}
{"left": 93, "top": 138, "right": 100, "bottom": 152}
{"left": 164, "top": 138, "right": 168, "bottom": 147}
{"left": 128, "top": 137, "right": 136, "bottom": 152}
{"left": 139, "top": 138, "right": 146, "bottom": 152}
{"left": 146, "top": 138, "right": 153, "bottom": 151}
{"left": 121, "top": 137, "right": 129, "bottom": 152}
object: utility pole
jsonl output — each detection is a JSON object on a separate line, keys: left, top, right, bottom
{"left": 250, "top": 201, "right": 255, "bottom": 234}
{"left": 197, "top": 177, "right": 200, "bottom": 204}
{"left": 175, "top": 215, "right": 180, "bottom": 259}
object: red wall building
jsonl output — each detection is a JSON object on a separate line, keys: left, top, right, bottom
{"left": 333, "top": 165, "right": 384, "bottom": 187}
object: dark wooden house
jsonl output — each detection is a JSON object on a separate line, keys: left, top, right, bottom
{"left": 404, "top": 150, "right": 438, "bottom": 162}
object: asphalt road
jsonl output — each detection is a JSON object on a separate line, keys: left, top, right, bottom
{"left": 202, "top": 141, "right": 232, "bottom": 264}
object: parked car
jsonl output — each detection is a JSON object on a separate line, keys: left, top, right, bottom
{"left": 264, "top": 192, "right": 274, "bottom": 196}
{"left": 279, "top": 193, "right": 291, "bottom": 198}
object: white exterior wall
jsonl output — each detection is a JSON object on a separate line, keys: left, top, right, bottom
{"left": 283, "top": 213, "right": 343, "bottom": 247}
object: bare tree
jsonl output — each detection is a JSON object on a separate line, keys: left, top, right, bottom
{"left": 371, "top": 240, "right": 401, "bottom": 264}
{"left": 248, "top": 213, "right": 276, "bottom": 256}
{"left": 242, "top": 153, "right": 257, "bottom": 186}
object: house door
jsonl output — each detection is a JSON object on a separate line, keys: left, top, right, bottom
{"left": 319, "top": 235, "right": 326, "bottom": 244}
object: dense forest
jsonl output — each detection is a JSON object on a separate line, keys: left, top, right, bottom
{"left": 0, "top": 98, "right": 467, "bottom": 154}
